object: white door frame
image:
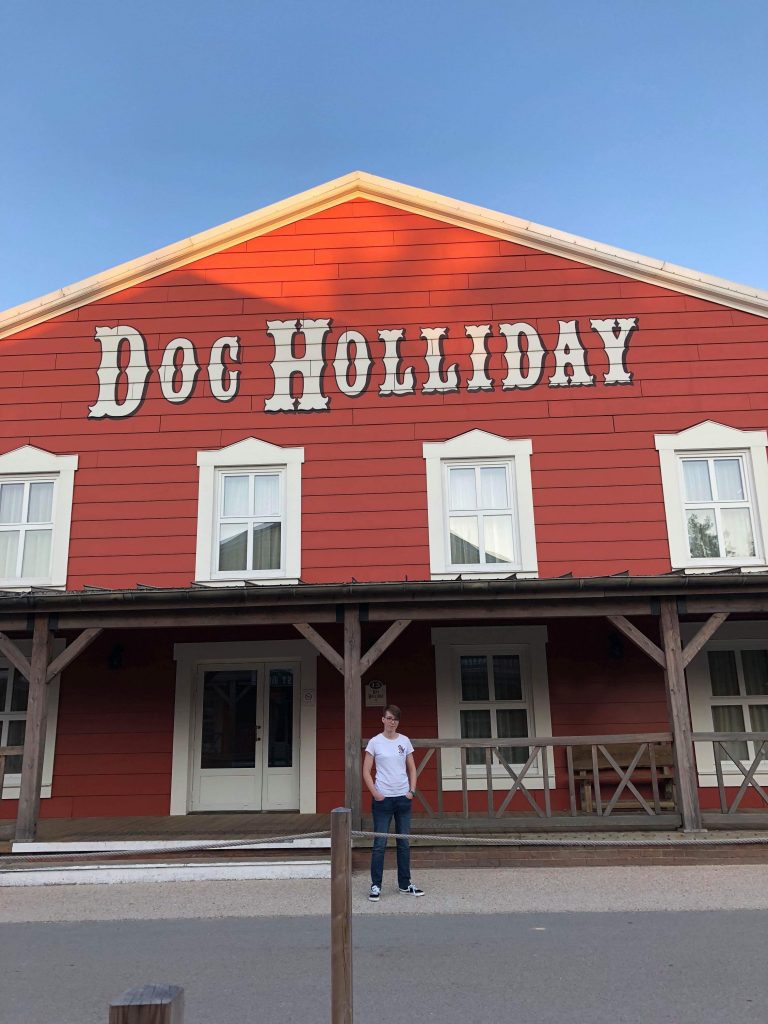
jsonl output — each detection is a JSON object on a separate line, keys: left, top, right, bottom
{"left": 171, "top": 640, "right": 317, "bottom": 815}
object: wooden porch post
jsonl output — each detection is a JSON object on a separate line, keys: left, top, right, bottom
{"left": 659, "top": 598, "right": 703, "bottom": 832}
{"left": 343, "top": 606, "right": 362, "bottom": 828}
{"left": 15, "top": 614, "right": 52, "bottom": 843}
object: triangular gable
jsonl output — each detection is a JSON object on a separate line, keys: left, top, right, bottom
{"left": 2, "top": 170, "right": 767, "bottom": 339}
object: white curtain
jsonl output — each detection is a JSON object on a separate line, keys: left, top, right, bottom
{"left": 480, "top": 466, "right": 508, "bottom": 509}
{"left": 449, "top": 468, "right": 476, "bottom": 511}
{"left": 252, "top": 522, "right": 281, "bottom": 571}
{"left": 0, "top": 531, "right": 19, "bottom": 577}
{"left": 27, "top": 482, "right": 53, "bottom": 523}
{"left": 682, "top": 460, "right": 712, "bottom": 501}
{"left": 714, "top": 458, "right": 744, "bottom": 500}
{"left": 21, "top": 529, "right": 52, "bottom": 578}
{"left": 223, "top": 475, "right": 249, "bottom": 517}
{"left": 0, "top": 483, "right": 23, "bottom": 524}
{"left": 722, "top": 507, "right": 755, "bottom": 558}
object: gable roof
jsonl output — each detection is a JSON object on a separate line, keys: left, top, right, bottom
{"left": 2, "top": 170, "right": 767, "bottom": 340}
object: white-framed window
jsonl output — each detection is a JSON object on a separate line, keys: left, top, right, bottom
{"left": 0, "top": 640, "right": 64, "bottom": 800}
{"left": 195, "top": 437, "right": 303, "bottom": 584}
{"left": 423, "top": 430, "right": 538, "bottom": 579}
{"left": 433, "top": 626, "right": 552, "bottom": 789}
{"left": 0, "top": 446, "right": 78, "bottom": 589}
{"left": 655, "top": 421, "right": 768, "bottom": 570}
{"left": 687, "top": 622, "right": 768, "bottom": 786}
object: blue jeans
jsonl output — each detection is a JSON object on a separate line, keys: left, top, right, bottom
{"left": 370, "top": 795, "right": 412, "bottom": 890}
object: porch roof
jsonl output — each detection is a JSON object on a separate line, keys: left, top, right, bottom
{"left": 1, "top": 571, "right": 767, "bottom": 631}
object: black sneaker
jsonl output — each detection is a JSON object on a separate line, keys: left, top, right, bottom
{"left": 368, "top": 884, "right": 381, "bottom": 902}
{"left": 398, "top": 883, "right": 424, "bottom": 896}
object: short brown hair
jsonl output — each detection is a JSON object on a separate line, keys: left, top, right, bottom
{"left": 383, "top": 704, "right": 401, "bottom": 720}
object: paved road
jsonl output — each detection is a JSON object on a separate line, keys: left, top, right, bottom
{"left": 2, "top": 867, "right": 768, "bottom": 1023}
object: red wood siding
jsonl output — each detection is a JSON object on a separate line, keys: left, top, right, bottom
{"left": 2, "top": 198, "right": 767, "bottom": 586}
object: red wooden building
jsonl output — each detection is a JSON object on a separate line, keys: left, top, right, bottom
{"left": 1, "top": 172, "right": 767, "bottom": 841}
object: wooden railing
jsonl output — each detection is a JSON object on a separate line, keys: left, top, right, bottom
{"left": 0, "top": 746, "right": 24, "bottom": 796}
{"left": 407, "top": 733, "right": 676, "bottom": 819}
{"left": 693, "top": 731, "right": 768, "bottom": 814}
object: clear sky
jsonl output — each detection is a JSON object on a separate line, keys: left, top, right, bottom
{"left": 1, "top": 0, "right": 766, "bottom": 312}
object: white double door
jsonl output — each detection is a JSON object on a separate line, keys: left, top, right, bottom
{"left": 190, "top": 661, "right": 299, "bottom": 811}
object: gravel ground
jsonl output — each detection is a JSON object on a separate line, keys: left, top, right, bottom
{"left": 2, "top": 863, "right": 768, "bottom": 922}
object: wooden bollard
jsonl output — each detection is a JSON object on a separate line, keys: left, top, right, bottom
{"left": 330, "top": 807, "right": 352, "bottom": 1024}
{"left": 109, "top": 984, "right": 184, "bottom": 1023}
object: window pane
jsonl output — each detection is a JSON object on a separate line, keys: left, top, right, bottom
{"left": 0, "top": 531, "right": 19, "bottom": 577}
{"left": 712, "top": 705, "right": 748, "bottom": 761}
{"left": 0, "top": 669, "right": 7, "bottom": 710}
{"left": 253, "top": 474, "right": 280, "bottom": 517}
{"left": 496, "top": 707, "right": 529, "bottom": 764}
{"left": 268, "top": 668, "right": 294, "bottom": 767}
{"left": 480, "top": 466, "right": 508, "bottom": 509}
{"left": 460, "top": 708, "right": 491, "bottom": 765}
{"left": 223, "top": 475, "right": 249, "bottom": 517}
{"left": 7, "top": 718, "right": 25, "bottom": 772}
{"left": 449, "top": 467, "right": 476, "bottom": 510}
{"left": 714, "top": 459, "right": 745, "bottom": 501}
{"left": 27, "top": 482, "right": 53, "bottom": 523}
{"left": 460, "top": 655, "right": 489, "bottom": 700}
{"left": 749, "top": 705, "right": 768, "bottom": 761}
{"left": 721, "top": 507, "right": 755, "bottom": 559}
{"left": 687, "top": 509, "right": 719, "bottom": 558}
{"left": 218, "top": 523, "right": 248, "bottom": 571}
{"left": 0, "top": 483, "right": 24, "bottom": 524}
{"left": 682, "top": 460, "right": 712, "bottom": 502}
{"left": 10, "top": 674, "right": 29, "bottom": 712}
{"left": 449, "top": 516, "right": 480, "bottom": 564}
{"left": 742, "top": 650, "right": 768, "bottom": 696}
{"left": 708, "top": 650, "right": 739, "bottom": 696}
{"left": 21, "top": 529, "right": 52, "bottom": 578}
{"left": 492, "top": 655, "right": 522, "bottom": 700}
{"left": 484, "top": 516, "right": 515, "bottom": 564}
{"left": 200, "top": 670, "right": 257, "bottom": 769}
{"left": 252, "top": 522, "right": 281, "bottom": 571}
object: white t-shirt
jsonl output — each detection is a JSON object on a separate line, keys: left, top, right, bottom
{"left": 365, "top": 733, "right": 414, "bottom": 797}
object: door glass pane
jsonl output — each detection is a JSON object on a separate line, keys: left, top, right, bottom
{"left": 0, "top": 483, "right": 24, "bottom": 524}
{"left": 708, "top": 650, "right": 739, "bottom": 696}
{"left": 711, "top": 705, "right": 748, "bottom": 761}
{"left": 223, "top": 475, "right": 249, "bottom": 517}
{"left": 714, "top": 459, "right": 745, "bottom": 501}
{"left": 496, "top": 707, "right": 529, "bottom": 764}
{"left": 268, "top": 668, "right": 294, "bottom": 768}
{"left": 200, "top": 670, "right": 257, "bottom": 769}
{"left": 7, "top": 719, "right": 25, "bottom": 772}
{"left": 492, "top": 655, "right": 522, "bottom": 700}
{"left": 449, "top": 516, "right": 480, "bottom": 564}
{"left": 0, "top": 531, "right": 19, "bottom": 577}
{"left": 219, "top": 523, "right": 248, "bottom": 571}
{"left": 480, "top": 466, "right": 508, "bottom": 509}
{"left": 21, "top": 530, "right": 52, "bottom": 578}
{"left": 460, "top": 655, "right": 489, "bottom": 700}
{"left": 460, "top": 708, "right": 491, "bottom": 765}
{"left": 682, "top": 460, "right": 712, "bottom": 502}
{"left": 484, "top": 516, "right": 514, "bottom": 563}
{"left": 253, "top": 475, "right": 280, "bottom": 517}
{"left": 721, "top": 507, "right": 755, "bottom": 558}
{"left": 252, "top": 522, "right": 281, "bottom": 570}
{"left": 749, "top": 705, "right": 768, "bottom": 761}
{"left": 10, "top": 674, "right": 28, "bottom": 712}
{"left": 687, "top": 509, "right": 719, "bottom": 558}
{"left": 449, "top": 467, "right": 476, "bottom": 510}
{"left": 742, "top": 650, "right": 768, "bottom": 696}
{"left": 27, "top": 482, "right": 54, "bottom": 523}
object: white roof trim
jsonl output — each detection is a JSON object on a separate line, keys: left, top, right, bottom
{"left": 2, "top": 170, "right": 767, "bottom": 340}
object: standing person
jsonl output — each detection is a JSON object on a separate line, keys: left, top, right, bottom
{"left": 363, "top": 704, "right": 425, "bottom": 901}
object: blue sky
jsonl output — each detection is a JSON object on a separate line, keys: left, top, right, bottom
{"left": 1, "top": 0, "right": 766, "bottom": 311}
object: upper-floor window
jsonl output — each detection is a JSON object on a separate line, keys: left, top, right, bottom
{"left": 0, "top": 446, "right": 78, "bottom": 589}
{"left": 196, "top": 437, "right": 303, "bottom": 584}
{"left": 656, "top": 422, "right": 768, "bottom": 570}
{"left": 423, "top": 430, "right": 538, "bottom": 579}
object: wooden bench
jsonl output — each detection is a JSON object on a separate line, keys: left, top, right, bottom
{"left": 572, "top": 742, "right": 675, "bottom": 813}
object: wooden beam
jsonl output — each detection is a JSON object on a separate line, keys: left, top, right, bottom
{"left": 15, "top": 615, "right": 52, "bottom": 842}
{"left": 46, "top": 627, "right": 104, "bottom": 683}
{"left": 109, "top": 984, "right": 184, "bottom": 1024}
{"left": 659, "top": 598, "right": 703, "bottom": 832}
{"left": 606, "top": 614, "right": 666, "bottom": 668}
{"left": 0, "top": 631, "right": 32, "bottom": 680}
{"left": 343, "top": 606, "right": 363, "bottom": 827}
{"left": 681, "top": 612, "right": 729, "bottom": 668}
{"left": 330, "top": 808, "right": 353, "bottom": 1024}
{"left": 294, "top": 623, "right": 344, "bottom": 675}
{"left": 360, "top": 619, "right": 412, "bottom": 675}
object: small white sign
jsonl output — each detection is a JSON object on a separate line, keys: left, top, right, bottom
{"left": 302, "top": 690, "right": 315, "bottom": 705}
{"left": 365, "top": 679, "right": 386, "bottom": 707}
